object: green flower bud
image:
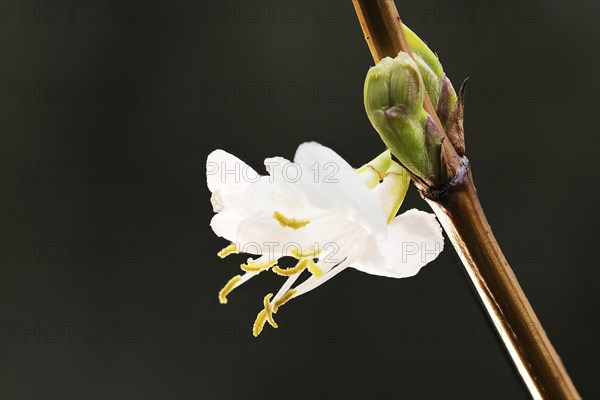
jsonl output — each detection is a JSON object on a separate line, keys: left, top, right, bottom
{"left": 364, "top": 55, "right": 423, "bottom": 113}
{"left": 404, "top": 25, "right": 458, "bottom": 127}
{"left": 436, "top": 75, "right": 458, "bottom": 127}
{"left": 364, "top": 52, "right": 442, "bottom": 182}
{"left": 404, "top": 25, "right": 444, "bottom": 107}
{"left": 365, "top": 25, "right": 466, "bottom": 186}
{"left": 403, "top": 25, "right": 443, "bottom": 83}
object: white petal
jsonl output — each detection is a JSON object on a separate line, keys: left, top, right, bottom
{"left": 242, "top": 174, "right": 309, "bottom": 216}
{"left": 293, "top": 142, "right": 387, "bottom": 237}
{"left": 235, "top": 210, "right": 353, "bottom": 259}
{"left": 264, "top": 156, "right": 291, "bottom": 177}
{"left": 210, "top": 210, "right": 243, "bottom": 242}
{"left": 206, "top": 149, "right": 260, "bottom": 193}
{"left": 207, "top": 151, "right": 280, "bottom": 218}
{"left": 351, "top": 209, "right": 444, "bottom": 278}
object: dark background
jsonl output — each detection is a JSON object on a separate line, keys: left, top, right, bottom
{"left": 1, "top": 1, "right": 598, "bottom": 399}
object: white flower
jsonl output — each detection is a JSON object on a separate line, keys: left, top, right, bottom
{"left": 206, "top": 142, "right": 444, "bottom": 336}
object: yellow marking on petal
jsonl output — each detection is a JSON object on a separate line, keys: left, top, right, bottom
{"left": 218, "top": 275, "right": 241, "bottom": 304}
{"left": 273, "top": 259, "right": 309, "bottom": 276}
{"left": 241, "top": 258, "right": 277, "bottom": 273}
{"left": 217, "top": 243, "right": 238, "bottom": 259}
{"left": 273, "top": 211, "right": 310, "bottom": 230}
{"left": 290, "top": 247, "right": 321, "bottom": 259}
{"left": 263, "top": 293, "right": 278, "bottom": 328}
{"left": 273, "top": 289, "right": 296, "bottom": 313}
{"left": 253, "top": 309, "right": 267, "bottom": 337}
{"left": 306, "top": 259, "right": 323, "bottom": 277}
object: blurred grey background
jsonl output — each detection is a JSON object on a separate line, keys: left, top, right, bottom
{"left": 1, "top": 1, "right": 598, "bottom": 399}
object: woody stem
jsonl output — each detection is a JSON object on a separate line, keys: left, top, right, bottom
{"left": 352, "top": 1, "right": 580, "bottom": 398}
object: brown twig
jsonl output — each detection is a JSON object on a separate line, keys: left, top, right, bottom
{"left": 352, "top": 1, "right": 580, "bottom": 398}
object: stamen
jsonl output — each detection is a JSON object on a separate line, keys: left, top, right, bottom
{"left": 273, "top": 274, "right": 301, "bottom": 306}
{"left": 306, "top": 259, "right": 323, "bottom": 276}
{"left": 273, "top": 289, "right": 296, "bottom": 313}
{"left": 263, "top": 293, "right": 278, "bottom": 328}
{"left": 217, "top": 243, "right": 238, "bottom": 259}
{"left": 241, "top": 258, "right": 277, "bottom": 273}
{"left": 218, "top": 275, "right": 241, "bottom": 304}
{"left": 273, "top": 211, "right": 310, "bottom": 230}
{"left": 290, "top": 247, "right": 321, "bottom": 259}
{"left": 273, "top": 259, "right": 309, "bottom": 276}
{"left": 293, "top": 260, "right": 349, "bottom": 298}
{"left": 253, "top": 309, "right": 267, "bottom": 337}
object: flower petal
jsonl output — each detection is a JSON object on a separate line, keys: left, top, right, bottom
{"left": 264, "top": 156, "right": 291, "bottom": 178}
{"left": 207, "top": 150, "right": 269, "bottom": 218}
{"left": 235, "top": 209, "right": 353, "bottom": 259}
{"left": 293, "top": 142, "right": 387, "bottom": 237}
{"left": 242, "top": 173, "right": 310, "bottom": 217}
{"left": 352, "top": 209, "right": 444, "bottom": 278}
{"left": 210, "top": 210, "right": 243, "bottom": 243}
{"left": 206, "top": 149, "right": 260, "bottom": 193}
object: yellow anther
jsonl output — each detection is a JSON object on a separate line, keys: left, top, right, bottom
{"left": 218, "top": 275, "right": 241, "bottom": 304}
{"left": 290, "top": 247, "right": 321, "bottom": 259}
{"left": 263, "top": 293, "right": 278, "bottom": 328}
{"left": 217, "top": 243, "right": 238, "bottom": 259}
{"left": 273, "top": 289, "right": 296, "bottom": 313}
{"left": 273, "top": 258, "right": 309, "bottom": 276}
{"left": 253, "top": 293, "right": 279, "bottom": 337}
{"left": 273, "top": 211, "right": 310, "bottom": 230}
{"left": 241, "top": 258, "right": 277, "bottom": 273}
{"left": 306, "top": 259, "right": 323, "bottom": 276}
{"left": 253, "top": 309, "right": 267, "bottom": 337}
